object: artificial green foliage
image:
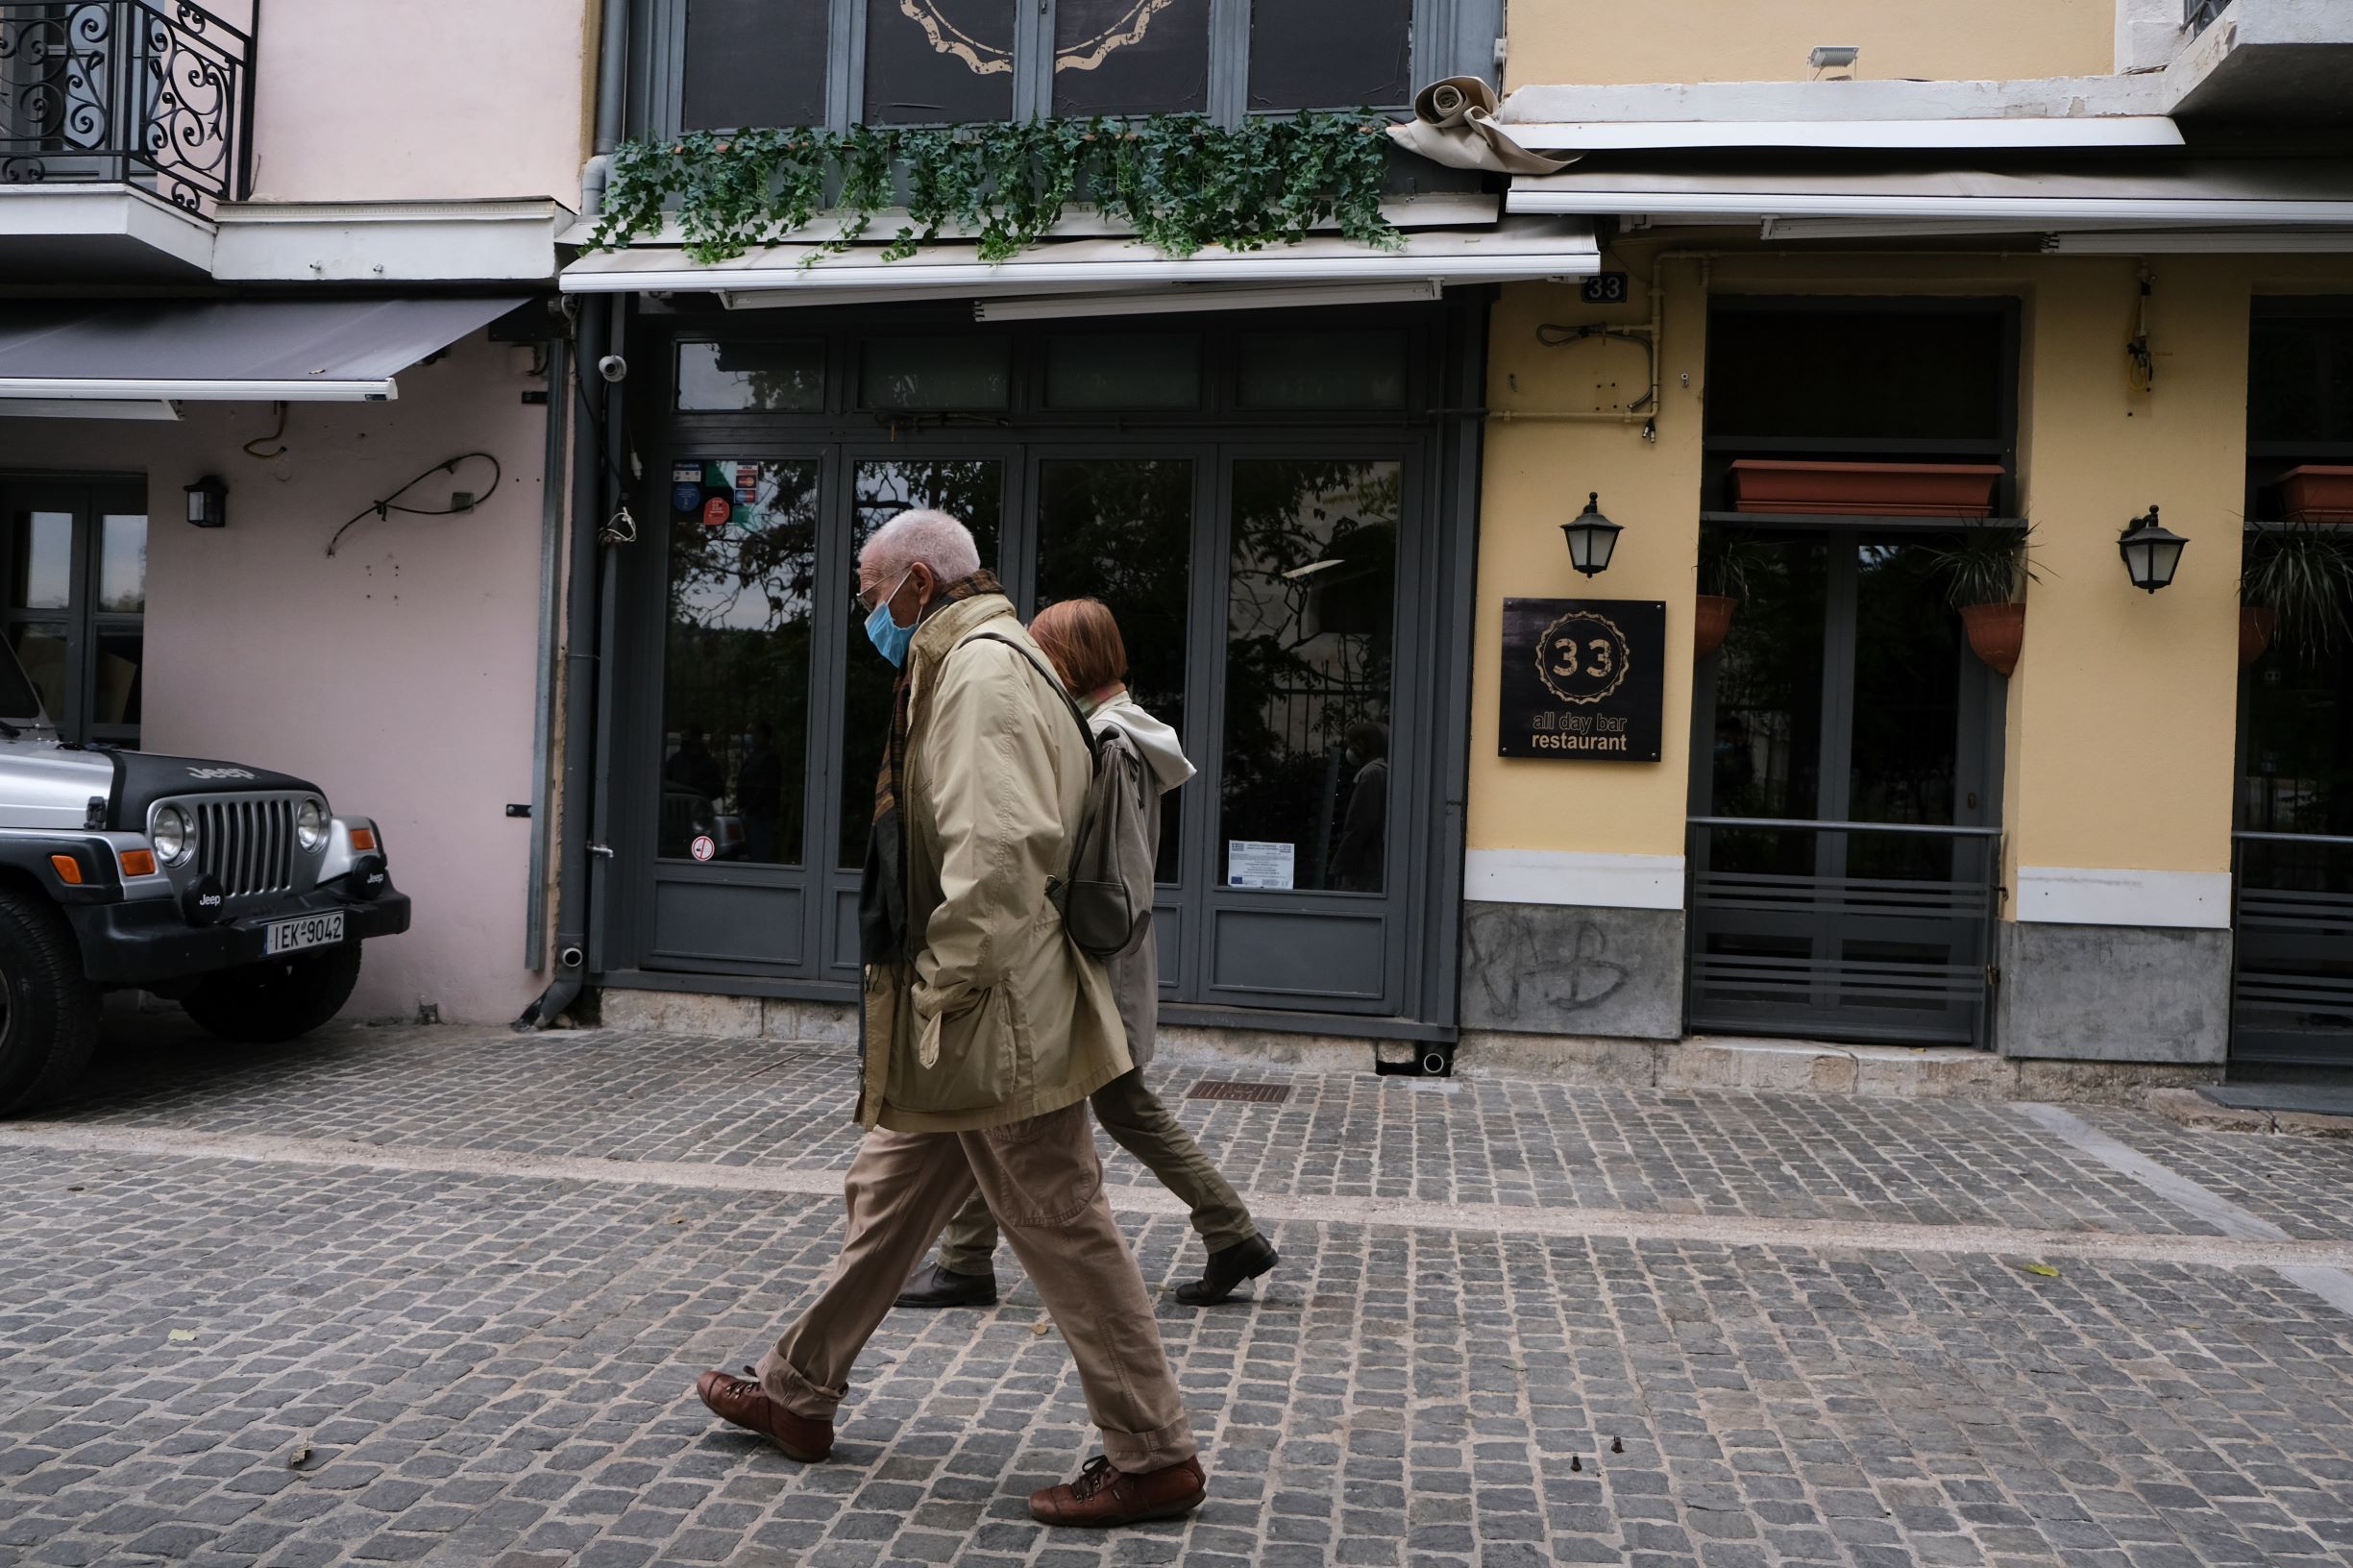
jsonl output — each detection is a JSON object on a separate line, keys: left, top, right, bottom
{"left": 589, "top": 112, "right": 1400, "bottom": 267}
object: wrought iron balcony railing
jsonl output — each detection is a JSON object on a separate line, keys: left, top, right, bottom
{"left": 0, "top": 0, "right": 253, "bottom": 209}
{"left": 2185, "top": 0, "right": 2228, "bottom": 37}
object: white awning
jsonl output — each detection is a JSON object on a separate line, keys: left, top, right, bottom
{"left": 0, "top": 296, "right": 527, "bottom": 402}
{"left": 1496, "top": 118, "right": 2184, "bottom": 152}
{"left": 1507, "top": 161, "right": 2353, "bottom": 235}
{"left": 558, "top": 220, "right": 1599, "bottom": 309}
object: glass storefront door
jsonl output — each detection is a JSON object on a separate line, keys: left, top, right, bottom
{"left": 0, "top": 478, "right": 146, "bottom": 749}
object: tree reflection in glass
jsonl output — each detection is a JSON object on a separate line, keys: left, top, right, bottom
{"left": 1220, "top": 459, "right": 1399, "bottom": 894}
{"left": 662, "top": 459, "right": 820, "bottom": 865}
{"left": 836, "top": 459, "right": 1004, "bottom": 869}
{"left": 1036, "top": 458, "right": 1193, "bottom": 881}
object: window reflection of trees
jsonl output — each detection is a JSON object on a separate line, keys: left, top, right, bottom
{"left": 662, "top": 461, "right": 820, "bottom": 865}
{"left": 1221, "top": 459, "right": 1398, "bottom": 893}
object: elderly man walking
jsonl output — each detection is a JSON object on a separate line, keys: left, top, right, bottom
{"left": 691, "top": 510, "right": 1206, "bottom": 1529}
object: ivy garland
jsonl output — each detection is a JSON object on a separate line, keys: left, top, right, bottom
{"left": 589, "top": 111, "right": 1400, "bottom": 267}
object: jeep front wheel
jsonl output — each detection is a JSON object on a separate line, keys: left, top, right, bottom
{"left": 182, "top": 944, "right": 363, "bottom": 1044}
{"left": 0, "top": 888, "right": 102, "bottom": 1116}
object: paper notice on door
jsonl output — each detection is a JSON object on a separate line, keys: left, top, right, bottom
{"left": 1227, "top": 841, "right": 1296, "bottom": 891}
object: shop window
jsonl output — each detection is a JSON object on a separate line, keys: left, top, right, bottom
{"left": 1043, "top": 332, "right": 1200, "bottom": 408}
{"left": 1237, "top": 331, "right": 1407, "bottom": 410}
{"left": 676, "top": 339, "right": 826, "bottom": 412}
{"left": 1052, "top": 0, "right": 1212, "bottom": 116}
{"left": 862, "top": 0, "right": 1017, "bottom": 126}
{"left": 1035, "top": 457, "right": 1194, "bottom": 878}
{"left": 859, "top": 336, "right": 1011, "bottom": 410}
{"left": 660, "top": 459, "right": 821, "bottom": 865}
{"left": 835, "top": 459, "right": 1006, "bottom": 868}
{"left": 1247, "top": 0, "right": 1411, "bottom": 112}
{"left": 2249, "top": 310, "right": 2353, "bottom": 448}
{"left": 1704, "top": 307, "right": 2008, "bottom": 443}
{"left": 1220, "top": 458, "right": 1398, "bottom": 894}
{"left": 0, "top": 482, "right": 143, "bottom": 748}
{"left": 683, "top": 0, "right": 830, "bottom": 130}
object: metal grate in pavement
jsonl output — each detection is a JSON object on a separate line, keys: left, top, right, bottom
{"left": 1187, "top": 1079, "right": 1291, "bottom": 1104}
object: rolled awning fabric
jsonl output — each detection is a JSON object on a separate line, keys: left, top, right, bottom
{"left": 1387, "top": 77, "right": 1579, "bottom": 176}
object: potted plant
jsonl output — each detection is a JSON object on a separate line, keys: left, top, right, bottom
{"left": 2280, "top": 465, "right": 2353, "bottom": 525}
{"left": 1728, "top": 459, "right": 2005, "bottom": 517}
{"left": 1926, "top": 525, "right": 2038, "bottom": 676}
{"left": 1695, "top": 533, "right": 1772, "bottom": 656}
{"left": 2241, "top": 524, "right": 2353, "bottom": 669}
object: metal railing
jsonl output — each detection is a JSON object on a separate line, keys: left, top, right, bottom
{"left": 2231, "top": 830, "right": 2353, "bottom": 1068}
{"left": 1686, "top": 817, "right": 2004, "bottom": 1048}
{"left": 2185, "top": 0, "right": 2228, "bottom": 37}
{"left": 0, "top": 0, "right": 254, "bottom": 208}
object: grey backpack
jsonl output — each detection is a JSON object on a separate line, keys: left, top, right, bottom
{"left": 968, "top": 633, "right": 1147, "bottom": 959}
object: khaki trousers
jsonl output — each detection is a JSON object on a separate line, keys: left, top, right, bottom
{"left": 938, "top": 1069, "right": 1257, "bottom": 1276}
{"left": 757, "top": 1099, "right": 1196, "bottom": 1476}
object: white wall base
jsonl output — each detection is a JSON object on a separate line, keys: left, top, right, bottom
{"left": 2012, "top": 865, "right": 2232, "bottom": 930}
{"left": 1463, "top": 847, "right": 1685, "bottom": 910}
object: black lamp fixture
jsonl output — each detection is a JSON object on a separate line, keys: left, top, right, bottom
{"left": 1560, "top": 491, "right": 1623, "bottom": 577}
{"left": 2118, "top": 503, "right": 2186, "bottom": 593}
{"left": 184, "top": 475, "right": 228, "bottom": 529}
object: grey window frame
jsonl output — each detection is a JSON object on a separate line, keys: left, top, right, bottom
{"left": 632, "top": 0, "right": 1504, "bottom": 135}
{"left": 0, "top": 473, "right": 146, "bottom": 749}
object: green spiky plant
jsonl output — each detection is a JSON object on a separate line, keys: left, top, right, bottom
{"left": 1925, "top": 524, "right": 2039, "bottom": 607}
{"left": 2243, "top": 524, "right": 2353, "bottom": 668}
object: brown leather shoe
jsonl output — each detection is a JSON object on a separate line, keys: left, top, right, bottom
{"left": 1029, "top": 1454, "right": 1207, "bottom": 1527}
{"left": 693, "top": 1369, "right": 832, "bottom": 1462}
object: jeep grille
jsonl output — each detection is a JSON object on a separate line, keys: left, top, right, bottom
{"left": 193, "top": 796, "right": 299, "bottom": 897}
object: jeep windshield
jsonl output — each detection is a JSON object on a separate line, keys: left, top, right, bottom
{"left": 0, "top": 635, "right": 49, "bottom": 733}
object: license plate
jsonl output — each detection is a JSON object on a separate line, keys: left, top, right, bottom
{"left": 264, "top": 911, "right": 345, "bottom": 956}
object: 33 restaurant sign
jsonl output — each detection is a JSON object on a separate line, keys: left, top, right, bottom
{"left": 1499, "top": 599, "right": 1665, "bottom": 761}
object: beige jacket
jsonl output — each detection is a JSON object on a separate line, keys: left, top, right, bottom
{"left": 857, "top": 594, "right": 1130, "bottom": 1134}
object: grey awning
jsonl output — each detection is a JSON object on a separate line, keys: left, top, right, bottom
{"left": 0, "top": 296, "right": 527, "bottom": 402}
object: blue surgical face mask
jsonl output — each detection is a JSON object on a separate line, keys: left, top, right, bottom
{"left": 863, "top": 570, "right": 917, "bottom": 667}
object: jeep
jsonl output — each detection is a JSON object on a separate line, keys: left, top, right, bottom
{"left": 0, "top": 639, "right": 410, "bottom": 1115}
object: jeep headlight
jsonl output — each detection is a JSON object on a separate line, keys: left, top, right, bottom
{"left": 297, "top": 797, "right": 328, "bottom": 852}
{"left": 152, "top": 805, "right": 194, "bottom": 866}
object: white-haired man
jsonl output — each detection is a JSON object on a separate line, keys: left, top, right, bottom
{"left": 692, "top": 509, "right": 1206, "bottom": 1528}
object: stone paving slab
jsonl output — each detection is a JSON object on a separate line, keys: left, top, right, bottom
{"left": 6, "top": 1144, "right": 2353, "bottom": 1568}
{"left": 25, "top": 1021, "right": 2308, "bottom": 1243}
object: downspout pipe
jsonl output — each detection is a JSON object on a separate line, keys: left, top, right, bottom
{"left": 514, "top": 0, "right": 632, "bottom": 1032}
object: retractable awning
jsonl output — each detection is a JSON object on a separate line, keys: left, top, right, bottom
{"left": 1506, "top": 160, "right": 2353, "bottom": 243}
{"left": 559, "top": 219, "right": 1599, "bottom": 313}
{"left": 0, "top": 296, "right": 527, "bottom": 405}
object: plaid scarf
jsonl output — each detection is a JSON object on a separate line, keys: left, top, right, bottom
{"left": 858, "top": 569, "right": 1006, "bottom": 966}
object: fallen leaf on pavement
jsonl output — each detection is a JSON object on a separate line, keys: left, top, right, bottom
{"left": 1032, "top": 1321, "right": 1052, "bottom": 1336}
{"left": 287, "top": 1438, "right": 313, "bottom": 1468}
{"left": 168, "top": 1329, "right": 197, "bottom": 1341}
{"left": 2017, "top": 1262, "right": 2061, "bottom": 1278}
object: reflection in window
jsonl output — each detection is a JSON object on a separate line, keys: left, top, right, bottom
{"left": 1248, "top": 0, "right": 1410, "bottom": 111}
{"left": 11, "top": 511, "right": 71, "bottom": 610}
{"left": 860, "top": 336, "right": 1011, "bottom": 410}
{"left": 837, "top": 460, "right": 1004, "bottom": 867}
{"left": 99, "top": 513, "right": 146, "bottom": 612}
{"left": 661, "top": 459, "right": 821, "bottom": 865}
{"left": 1043, "top": 333, "right": 1200, "bottom": 409}
{"left": 1238, "top": 332, "right": 1408, "bottom": 410}
{"left": 8, "top": 625, "right": 66, "bottom": 720}
{"left": 863, "top": 0, "right": 1016, "bottom": 124}
{"left": 677, "top": 340, "right": 825, "bottom": 412}
{"left": 1052, "top": 0, "right": 1210, "bottom": 116}
{"left": 1036, "top": 458, "right": 1194, "bottom": 880}
{"left": 1707, "top": 535, "right": 1826, "bottom": 847}
{"left": 684, "top": 0, "right": 829, "bottom": 129}
{"left": 1220, "top": 459, "right": 1398, "bottom": 893}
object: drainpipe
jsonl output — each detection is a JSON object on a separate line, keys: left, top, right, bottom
{"left": 514, "top": 0, "right": 632, "bottom": 1032}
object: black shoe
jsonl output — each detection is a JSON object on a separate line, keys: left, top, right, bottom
{"left": 895, "top": 1261, "right": 998, "bottom": 1309}
{"left": 1174, "top": 1236, "right": 1278, "bottom": 1306}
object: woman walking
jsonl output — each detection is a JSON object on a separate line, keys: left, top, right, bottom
{"left": 896, "top": 597, "right": 1278, "bottom": 1311}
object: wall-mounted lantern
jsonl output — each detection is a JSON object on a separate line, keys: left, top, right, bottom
{"left": 2118, "top": 503, "right": 2186, "bottom": 593}
{"left": 184, "top": 475, "right": 228, "bottom": 529}
{"left": 1560, "top": 492, "right": 1622, "bottom": 577}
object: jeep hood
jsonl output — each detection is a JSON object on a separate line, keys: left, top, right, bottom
{"left": 107, "top": 749, "right": 324, "bottom": 831}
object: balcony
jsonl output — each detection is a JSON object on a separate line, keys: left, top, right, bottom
{"left": 2167, "top": 0, "right": 2353, "bottom": 122}
{"left": 0, "top": 0, "right": 252, "bottom": 279}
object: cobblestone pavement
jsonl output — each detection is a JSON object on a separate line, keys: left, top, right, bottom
{"left": 2, "top": 1020, "right": 2351, "bottom": 1568}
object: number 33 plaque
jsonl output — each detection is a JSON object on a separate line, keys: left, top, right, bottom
{"left": 1499, "top": 598, "right": 1665, "bottom": 761}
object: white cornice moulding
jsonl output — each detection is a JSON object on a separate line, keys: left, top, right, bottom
{"left": 2013, "top": 866, "right": 2231, "bottom": 930}
{"left": 1464, "top": 848, "right": 1685, "bottom": 911}
{"left": 210, "top": 198, "right": 574, "bottom": 282}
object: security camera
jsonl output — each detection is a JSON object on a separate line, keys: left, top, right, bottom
{"left": 597, "top": 355, "right": 628, "bottom": 383}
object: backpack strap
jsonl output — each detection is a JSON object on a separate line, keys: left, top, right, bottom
{"left": 965, "top": 631, "right": 1097, "bottom": 762}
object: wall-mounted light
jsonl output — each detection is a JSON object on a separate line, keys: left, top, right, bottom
{"left": 184, "top": 475, "right": 228, "bottom": 529}
{"left": 1808, "top": 44, "right": 1859, "bottom": 72}
{"left": 1559, "top": 492, "right": 1622, "bottom": 577}
{"left": 2118, "top": 503, "right": 2186, "bottom": 593}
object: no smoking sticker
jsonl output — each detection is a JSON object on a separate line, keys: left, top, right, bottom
{"left": 689, "top": 835, "right": 716, "bottom": 863}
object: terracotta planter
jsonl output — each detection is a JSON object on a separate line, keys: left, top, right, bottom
{"left": 1728, "top": 459, "right": 2004, "bottom": 518}
{"left": 1694, "top": 594, "right": 1738, "bottom": 656}
{"left": 1958, "top": 601, "right": 2025, "bottom": 676}
{"left": 2241, "top": 604, "right": 2278, "bottom": 668}
{"left": 2280, "top": 465, "right": 2353, "bottom": 525}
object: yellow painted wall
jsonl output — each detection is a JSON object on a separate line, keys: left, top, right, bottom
{"left": 1468, "top": 252, "right": 2353, "bottom": 886}
{"left": 1507, "top": 0, "right": 2114, "bottom": 88}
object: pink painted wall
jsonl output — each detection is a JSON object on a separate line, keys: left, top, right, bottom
{"left": 244, "top": 0, "right": 595, "bottom": 206}
{"left": 0, "top": 333, "right": 554, "bottom": 1023}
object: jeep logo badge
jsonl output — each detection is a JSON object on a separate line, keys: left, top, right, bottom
{"left": 185, "top": 766, "right": 257, "bottom": 781}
